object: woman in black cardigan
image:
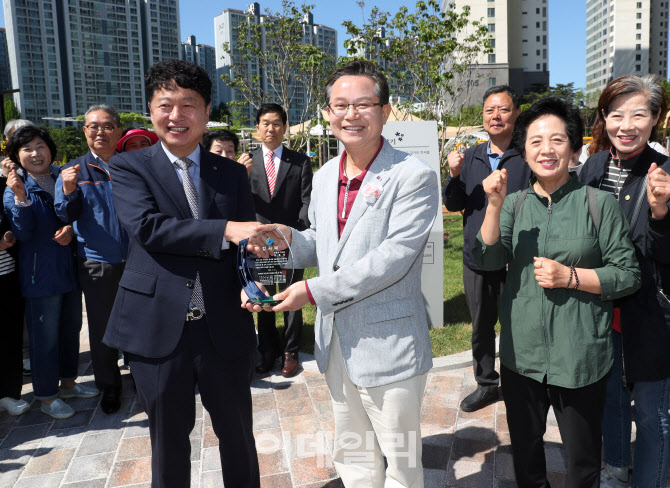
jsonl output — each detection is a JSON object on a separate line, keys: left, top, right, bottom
{"left": 580, "top": 74, "right": 670, "bottom": 487}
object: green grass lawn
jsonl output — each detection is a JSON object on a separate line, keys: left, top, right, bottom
{"left": 271, "top": 214, "right": 496, "bottom": 358}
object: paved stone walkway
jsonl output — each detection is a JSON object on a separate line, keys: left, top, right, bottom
{"left": 0, "top": 318, "right": 577, "bottom": 488}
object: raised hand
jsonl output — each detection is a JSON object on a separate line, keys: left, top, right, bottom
{"left": 482, "top": 168, "right": 508, "bottom": 209}
{"left": 1, "top": 157, "right": 18, "bottom": 178}
{"left": 447, "top": 150, "right": 465, "bottom": 178}
{"left": 61, "top": 164, "right": 81, "bottom": 194}
{"left": 6, "top": 169, "right": 26, "bottom": 202}
{"left": 237, "top": 153, "right": 253, "bottom": 175}
{"left": 647, "top": 162, "right": 670, "bottom": 219}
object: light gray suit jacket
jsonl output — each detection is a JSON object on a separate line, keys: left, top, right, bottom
{"left": 291, "top": 138, "right": 439, "bottom": 387}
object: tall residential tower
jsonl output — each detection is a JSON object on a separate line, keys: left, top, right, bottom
{"left": 180, "top": 35, "right": 219, "bottom": 107}
{"left": 442, "top": 0, "right": 549, "bottom": 108}
{"left": 2, "top": 0, "right": 180, "bottom": 124}
{"left": 214, "top": 2, "right": 337, "bottom": 126}
{"left": 586, "top": 0, "right": 668, "bottom": 94}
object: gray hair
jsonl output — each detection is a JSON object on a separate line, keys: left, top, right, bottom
{"left": 3, "top": 119, "right": 34, "bottom": 139}
{"left": 602, "top": 74, "right": 668, "bottom": 119}
{"left": 84, "top": 104, "right": 121, "bottom": 127}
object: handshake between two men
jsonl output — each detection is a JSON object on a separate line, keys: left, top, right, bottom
{"left": 233, "top": 223, "right": 310, "bottom": 314}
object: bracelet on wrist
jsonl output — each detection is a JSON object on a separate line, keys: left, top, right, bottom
{"left": 573, "top": 267, "right": 580, "bottom": 290}
{"left": 566, "top": 266, "right": 574, "bottom": 289}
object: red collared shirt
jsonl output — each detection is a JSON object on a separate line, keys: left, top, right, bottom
{"left": 305, "top": 138, "right": 384, "bottom": 305}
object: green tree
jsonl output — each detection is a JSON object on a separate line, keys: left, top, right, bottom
{"left": 340, "top": 0, "right": 491, "bottom": 167}
{"left": 47, "top": 126, "right": 89, "bottom": 164}
{"left": 210, "top": 102, "right": 232, "bottom": 123}
{"left": 75, "top": 112, "right": 148, "bottom": 129}
{"left": 221, "top": 0, "right": 335, "bottom": 146}
{"left": 3, "top": 95, "right": 21, "bottom": 122}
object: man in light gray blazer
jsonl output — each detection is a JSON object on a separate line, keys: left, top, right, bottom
{"left": 248, "top": 60, "right": 439, "bottom": 487}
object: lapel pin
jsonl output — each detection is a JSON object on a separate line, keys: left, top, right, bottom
{"left": 625, "top": 195, "right": 631, "bottom": 200}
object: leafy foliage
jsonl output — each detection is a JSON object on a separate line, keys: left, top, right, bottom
{"left": 46, "top": 126, "right": 89, "bottom": 164}
{"left": 3, "top": 95, "right": 20, "bottom": 122}
{"left": 340, "top": 0, "right": 491, "bottom": 169}
{"left": 221, "top": 0, "right": 336, "bottom": 145}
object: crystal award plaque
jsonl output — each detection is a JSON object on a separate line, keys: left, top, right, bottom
{"left": 237, "top": 227, "right": 294, "bottom": 306}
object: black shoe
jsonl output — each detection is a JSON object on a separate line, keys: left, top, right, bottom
{"left": 101, "top": 386, "right": 122, "bottom": 414}
{"left": 460, "top": 386, "right": 499, "bottom": 413}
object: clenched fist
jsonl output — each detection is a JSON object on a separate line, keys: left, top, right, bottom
{"left": 61, "top": 164, "right": 81, "bottom": 195}
{"left": 237, "top": 153, "right": 253, "bottom": 175}
{"left": 6, "top": 169, "right": 26, "bottom": 202}
{"left": 447, "top": 150, "right": 465, "bottom": 178}
{"left": 482, "top": 168, "right": 508, "bottom": 209}
{"left": 647, "top": 162, "right": 670, "bottom": 219}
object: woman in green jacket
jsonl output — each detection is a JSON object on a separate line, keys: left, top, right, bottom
{"left": 473, "top": 97, "right": 641, "bottom": 487}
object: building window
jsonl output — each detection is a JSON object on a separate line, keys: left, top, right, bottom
{"left": 488, "top": 54, "right": 496, "bottom": 63}
{"left": 536, "top": 21, "right": 540, "bottom": 28}
{"left": 637, "top": 23, "right": 642, "bottom": 29}
{"left": 490, "top": 39, "right": 496, "bottom": 48}
{"left": 637, "top": 1, "right": 642, "bottom": 6}
{"left": 536, "top": 7, "right": 540, "bottom": 13}
{"left": 636, "top": 64, "right": 641, "bottom": 71}
{"left": 637, "top": 13, "right": 642, "bottom": 18}
{"left": 636, "top": 33, "right": 642, "bottom": 40}
{"left": 536, "top": 35, "right": 541, "bottom": 42}
{"left": 636, "top": 54, "right": 642, "bottom": 60}
{"left": 488, "top": 23, "right": 495, "bottom": 33}
{"left": 488, "top": 8, "right": 495, "bottom": 16}
{"left": 489, "top": 77, "right": 496, "bottom": 86}
{"left": 637, "top": 44, "right": 642, "bottom": 50}
{"left": 536, "top": 63, "right": 541, "bottom": 70}
{"left": 536, "top": 49, "right": 541, "bottom": 55}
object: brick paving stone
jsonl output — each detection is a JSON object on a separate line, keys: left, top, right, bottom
{"left": 289, "top": 455, "right": 337, "bottom": 486}
{"left": 254, "top": 409, "right": 280, "bottom": 430}
{"left": 199, "top": 469, "right": 223, "bottom": 488}
{"left": 494, "top": 452, "right": 516, "bottom": 481}
{"left": 252, "top": 393, "right": 276, "bottom": 412}
{"left": 280, "top": 414, "right": 320, "bottom": 438}
{"left": 51, "top": 409, "right": 95, "bottom": 431}
{"left": 450, "top": 436, "right": 495, "bottom": 464}
{"left": 22, "top": 447, "right": 75, "bottom": 476}
{"left": 422, "top": 442, "right": 451, "bottom": 470}
{"left": 123, "top": 418, "right": 150, "bottom": 438}
{"left": 108, "top": 457, "right": 152, "bottom": 487}
{"left": 60, "top": 480, "right": 106, "bottom": 488}
{"left": 447, "top": 459, "right": 494, "bottom": 487}
{"left": 203, "top": 426, "right": 218, "bottom": 448}
{"left": 14, "top": 471, "right": 64, "bottom": 488}
{"left": 312, "top": 401, "right": 334, "bottom": 421}
{"left": 77, "top": 431, "right": 123, "bottom": 456}
{"left": 255, "top": 428, "right": 283, "bottom": 455}
{"left": 278, "top": 398, "right": 315, "bottom": 419}
{"left": 421, "top": 405, "right": 458, "bottom": 429}
{"left": 201, "top": 447, "right": 222, "bottom": 472}
{"left": 260, "top": 472, "right": 293, "bottom": 488}
{"left": 116, "top": 436, "right": 152, "bottom": 461}
{"left": 0, "top": 424, "right": 49, "bottom": 449}
{"left": 63, "top": 452, "right": 114, "bottom": 484}
{"left": 307, "top": 385, "right": 331, "bottom": 403}
{"left": 40, "top": 426, "right": 86, "bottom": 450}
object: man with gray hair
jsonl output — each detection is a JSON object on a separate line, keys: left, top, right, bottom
{"left": 54, "top": 105, "right": 127, "bottom": 414}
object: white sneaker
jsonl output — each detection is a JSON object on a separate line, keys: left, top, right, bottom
{"left": 40, "top": 398, "right": 74, "bottom": 419}
{"left": 601, "top": 464, "right": 630, "bottom": 488}
{"left": 0, "top": 397, "right": 30, "bottom": 416}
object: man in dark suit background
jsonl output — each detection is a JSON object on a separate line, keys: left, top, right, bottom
{"left": 104, "top": 59, "right": 261, "bottom": 488}
{"left": 249, "top": 103, "right": 312, "bottom": 377}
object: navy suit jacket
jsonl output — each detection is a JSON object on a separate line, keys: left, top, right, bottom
{"left": 249, "top": 147, "right": 312, "bottom": 231}
{"left": 103, "top": 143, "right": 257, "bottom": 359}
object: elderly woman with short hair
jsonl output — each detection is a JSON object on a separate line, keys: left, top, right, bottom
{"left": 4, "top": 126, "right": 98, "bottom": 420}
{"left": 475, "top": 97, "right": 640, "bottom": 487}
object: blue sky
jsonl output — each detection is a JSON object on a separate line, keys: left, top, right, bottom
{"left": 0, "top": 0, "right": 587, "bottom": 88}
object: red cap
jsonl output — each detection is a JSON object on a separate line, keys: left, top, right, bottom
{"left": 116, "top": 129, "right": 159, "bottom": 152}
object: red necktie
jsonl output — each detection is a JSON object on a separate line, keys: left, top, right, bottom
{"left": 266, "top": 151, "right": 276, "bottom": 196}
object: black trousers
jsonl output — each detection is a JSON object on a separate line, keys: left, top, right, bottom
{"left": 462, "top": 265, "right": 505, "bottom": 389}
{"left": 128, "top": 317, "right": 260, "bottom": 488}
{"left": 501, "top": 365, "right": 607, "bottom": 488}
{"left": 0, "top": 270, "right": 24, "bottom": 399}
{"left": 257, "top": 268, "right": 303, "bottom": 354}
{"left": 78, "top": 258, "right": 124, "bottom": 390}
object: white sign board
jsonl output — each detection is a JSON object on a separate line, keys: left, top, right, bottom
{"left": 383, "top": 121, "right": 444, "bottom": 329}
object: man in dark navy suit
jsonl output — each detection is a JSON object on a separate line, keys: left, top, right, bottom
{"left": 248, "top": 103, "right": 312, "bottom": 377}
{"left": 104, "top": 59, "right": 261, "bottom": 488}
